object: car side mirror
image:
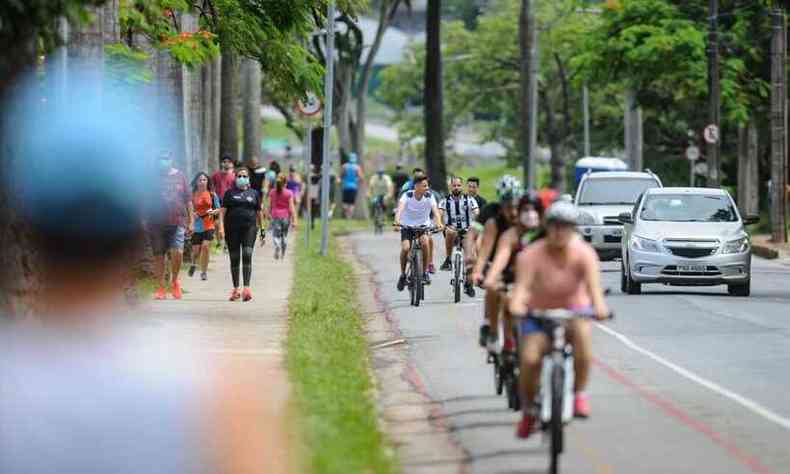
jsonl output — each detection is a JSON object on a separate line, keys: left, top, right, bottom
{"left": 618, "top": 212, "right": 633, "bottom": 224}
{"left": 742, "top": 215, "right": 760, "bottom": 226}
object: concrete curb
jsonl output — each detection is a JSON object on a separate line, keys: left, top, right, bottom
{"left": 752, "top": 244, "right": 780, "bottom": 260}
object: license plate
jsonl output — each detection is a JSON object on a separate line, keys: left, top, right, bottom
{"left": 677, "top": 265, "right": 706, "bottom": 273}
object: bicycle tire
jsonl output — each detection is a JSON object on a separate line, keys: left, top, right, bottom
{"left": 550, "top": 363, "right": 565, "bottom": 474}
{"left": 453, "top": 252, "right": 462, "bottom": 303}
{"left": 408, "top": 255, "right": 417, "bottom": 307}
{"left": 413, "top": 248, "right": 423, "bottom": 307}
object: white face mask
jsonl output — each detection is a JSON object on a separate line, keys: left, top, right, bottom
{"left": 520, "top": 209, "right": 539, "bottom": 228}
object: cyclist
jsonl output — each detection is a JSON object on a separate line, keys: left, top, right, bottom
{"left": 508, "top": 201, "right": 609, "bottom": 438}
{"left": 470, "top": 175, "right": 522, "bottom": 352}
{"left": 438, "top": 177, "right": 479, "bottom": 295}
{"left": 369, "top": 167, "right": 394, "bottom": 217}
{"left": 341, "top": 153, "right": 364, "bottom": 218}
{"left": 392, "top": 164, "right": 409, "bottom": 197}
{"left": 482, "top": 192, "right": 545, "bottom": 290}
{"left": 394, "top": 175, "right": 444, "bottom": 289}
{"left": 466, "top": 176, "right": 487, "bottom": 210}
{"left": 218, "top": 167, "right": 263, "bottom": 302}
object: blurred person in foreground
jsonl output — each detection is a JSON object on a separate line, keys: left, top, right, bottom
{"left": 152, "top": 150, "right": 193, "bottom": 300}
{"left": 0, "top": 68, "right": 286, "bottom": 474}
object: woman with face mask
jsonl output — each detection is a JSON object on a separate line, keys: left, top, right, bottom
{"left": 481, "top": 192, "right": 545, "bottom": 352}
{"left": 218, "top": 167, "right": 263, "bottom": 301}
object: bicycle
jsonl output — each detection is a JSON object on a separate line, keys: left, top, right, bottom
{"left": 372, "top": 196, "right": 386, "bottom": 235}
{"left": 518, "top": 308, "right": 613, "bottom": 474}
{"left": 448, "top": 225, "right": 469, "bottom": 303}
{"left": 399, "top": 225, "right": 438, "bottom": 307}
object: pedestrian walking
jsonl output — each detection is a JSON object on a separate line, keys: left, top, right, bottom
{"left": 211, "top": 154, "right": 236, "bottom": 204}
{"left": 188, "top": 172, "right": 220, "bottom": 281}
{"left": 267, "top": 174, "right": 298, "bottom": 260}
{"left": 152, "top": 151, "right": 193, "bottom": 300}
{"left": 264, "top": 160, "right": 281, "bottom": 194}
{"left": 218, "top": 167, "right": 263, "bottom": 302}
{"left": 286, "top": 165, "right": 304, "bottom": 213}
{"left": 341, "top": 153, "right": 364, "bottom": 219}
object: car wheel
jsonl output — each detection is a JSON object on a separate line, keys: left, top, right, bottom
{"left": 620, "top": 262, "right": 628, "bottom": 293}
{"left": 728, "top": 280, "right": 750, "bottom": 297}
{"left": 625, "top": 259, "right": 641, "bottom": 295}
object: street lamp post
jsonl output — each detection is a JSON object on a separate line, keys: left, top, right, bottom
{"left": 320, "top": 1, "right": 336, "bottom": 256}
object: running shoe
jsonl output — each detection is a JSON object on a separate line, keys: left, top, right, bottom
{"left": 465, "top": 282, "right": 476, "bottom": 298}
{"left": 229, "top": 288, "right": 241, "bottom": 301}
{"left": 188, "top": 264, "right": 196, "bottom": 277}
{"left": 440, "top": 258, "right": 452, "bottom": 271}
{"left": 427, "top": 263, "right": 436, "bottom": 274}
{"left": 171, "top": 280, "right": 183, "bottom": 300}
{"left": 478, "top": 324, "right": 490, "bottom": 348}
{"left": 242, "top": 288, "right": 253, "bottom": 302}
{"left": 574, "top": 393, "right": 591, "bottom": 419}
{"left": 200, "top": 272, "right": 208, "bottom": 281}
{"left": 397, "top": 274, "right": 407, "bottom": 292}
{"left": 154, "top": 287, "right": 167, "bottom": 300}
{"left": 516, "top": 414, "right": 537, "bottom": 439}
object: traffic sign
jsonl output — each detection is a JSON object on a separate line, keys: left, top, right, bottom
{"left": 703, "top": 124, "right": 719, "bottom": 144}
{"left": 685, "top": 145, "right": 700, "bottom": 162}
{"left": 297, "top": 92, "right": 322, "bottom": 116}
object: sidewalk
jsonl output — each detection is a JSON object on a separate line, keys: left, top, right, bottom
{"left": 140, "top": 238, "right": 294, "bottom": 473}
{"left": 751, "top": 234, "right": 790, "bottom": 260}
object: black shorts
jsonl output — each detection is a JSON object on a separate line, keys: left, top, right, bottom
{"left": 401, "top": 228, "right": 424, "bottom": 242}
{"left": 342, "top": 188, "right": 358, "bottom": 205}
{"left": 190, "top": 229, "right": 214, "bottom": 245}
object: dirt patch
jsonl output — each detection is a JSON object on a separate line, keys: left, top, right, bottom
{"left": 339, "top": 237, "right": 469, "bottom": 474}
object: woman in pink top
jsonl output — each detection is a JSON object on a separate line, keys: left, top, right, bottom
{"left": 509, "top": 201, "right": 609, "bottom": 439}
{"left": 267, "top": 174, "right": 297, "bottom": 260}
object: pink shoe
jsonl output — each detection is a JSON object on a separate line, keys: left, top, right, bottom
{"left": 154, "top": 287, "right": 167, "bottom": 300}
{"left": 574, "top": 392, "right": 591, "bottom": 419}
{"left": 516, "top": 414, "right": 536, "bottom": 439}
{"left": 242, "top": 288, "right": 252, "bottom": 302}
{"left": 229, "top": 289, "right": 241, "bottom": 301}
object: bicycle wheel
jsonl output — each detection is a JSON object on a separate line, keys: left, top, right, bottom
{"left": 413, "top": 248, "right": 423, "bottom": 307}
{"left": 550, "top": 363, "right": 565, "bottom": 474}
{"left": 453, "top": 252, "right": 462, "bottom": 303}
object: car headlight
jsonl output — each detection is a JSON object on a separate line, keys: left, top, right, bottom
{"left": 630, "top": 235, "right": 661, "bottom": 253}
{"left": 577, "top": 211, "right": 597, "bottom": 226}
{"left": 722, "top": 237, "right": 749, "bottom": 254}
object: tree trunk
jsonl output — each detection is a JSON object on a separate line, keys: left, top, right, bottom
{"left": 737, "top": 121, "right": 760, "bottom": 216}
{"left": 211, "top": 56, "right": 222, "bottom": 171}
{"left": 242, "top": 58, "right": 262, "bottom": 165}
{"left": 540, "top": 89, "right": 565, "bottom": 193}
{"left": 624, "top": 90, "right": 643, "bottom": 171}
{"left": 220, "top": 47, "right": 240, "bottom": 161}
{"left": 336, "top": 63, "right": 354, "bottom": 155}
{"left": 181, "top": 13, "right": 201, "bottom": 179}
{"left": 519, "top": 0, "right": 530, "bottom": 185}
{"left": 154, "top": 45, "right": 187, "bottom": 170}
{"left": 424, "top": 0, "right": 447, "bottom": 194}
{"left": 770, "top": 7, "right": 787, "bottom": 242}
{"left": 353, "top": 0, "right": 399, "bottom": 159}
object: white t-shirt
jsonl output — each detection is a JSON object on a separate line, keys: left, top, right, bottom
{"left": 399, "top": 190, "right": 437, "bottom": 227}
{"left": 439, "top": 194, "right": 479, "bottom": 229}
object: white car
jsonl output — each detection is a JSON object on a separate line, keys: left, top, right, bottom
{"left": 619, "top": 187, "right": 759, "bottom": 296}
{"left": 575, "top": 171, "right": 663, "bottom": 260}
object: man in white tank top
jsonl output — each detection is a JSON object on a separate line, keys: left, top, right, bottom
{"left": 394, "top": 175, "right": 444, "bottom": 289}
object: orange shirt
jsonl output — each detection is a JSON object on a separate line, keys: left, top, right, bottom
{"left": 193, "top": 191, "right": 216, "bottom": 231}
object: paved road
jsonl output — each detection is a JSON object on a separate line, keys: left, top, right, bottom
{"left": 351, "top": 231, "right": 790, "bottom": 474}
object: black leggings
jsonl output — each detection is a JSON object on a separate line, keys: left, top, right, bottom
{"left": 225, "top": 224, "right": 257, "bottom": 288}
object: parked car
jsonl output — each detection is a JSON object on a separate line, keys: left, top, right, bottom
{"left": 619, "top": 187, "right": 759, "bottom": 296}
{"left": 575, "top": 170, "right": 663, "bottom": 260}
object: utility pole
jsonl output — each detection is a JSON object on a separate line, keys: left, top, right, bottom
{"left": 304, "top": 122, "right": 313, "bottom": 248}
{"left": 583, "top": 83, "right": 590, "bottom": 157}
{"left": 519, "top": 0, "right": 539, "bottom": 191}
{"left": 770, "top": 5, "right": 787, "bottom": 243}
{"left": 320, "top": 1, "right": 336, "bottom": 256}
{"left": 707, "top": 0, "right": 721, "bottom": 187}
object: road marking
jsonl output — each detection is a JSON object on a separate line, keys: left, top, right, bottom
{"left": 595, "top": 323, "right": 790, "bottom": 432}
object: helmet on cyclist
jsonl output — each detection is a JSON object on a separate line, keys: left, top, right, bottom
{"left": 545, "top": 201, "right": 579, "bottom": 226}
{"left": 495, "top": 175, "right": 523, "bottom": 204}
{"left": 348, "top": 153, "right": 358, "bottom": 164}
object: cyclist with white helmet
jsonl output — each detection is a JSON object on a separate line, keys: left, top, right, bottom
{"left": 470, "top": 175, "right": 522, "bottom": 352}
{"left": 509, "top": 201, "right": 610, "bottom": 439}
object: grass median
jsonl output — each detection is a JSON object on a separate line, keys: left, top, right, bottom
{"left": 287, "top": 221, "right": 398, "bottom": 474}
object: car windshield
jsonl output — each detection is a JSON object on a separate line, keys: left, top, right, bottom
{"left": 640, "top": 194, "right": 738, "bottom": 222}
{"left": 577, "top": 178, "right": 659, "bottom": 205}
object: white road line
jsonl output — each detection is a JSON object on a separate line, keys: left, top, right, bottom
{"left": 595, "top": 323, "right": 790, "bottom": 432}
